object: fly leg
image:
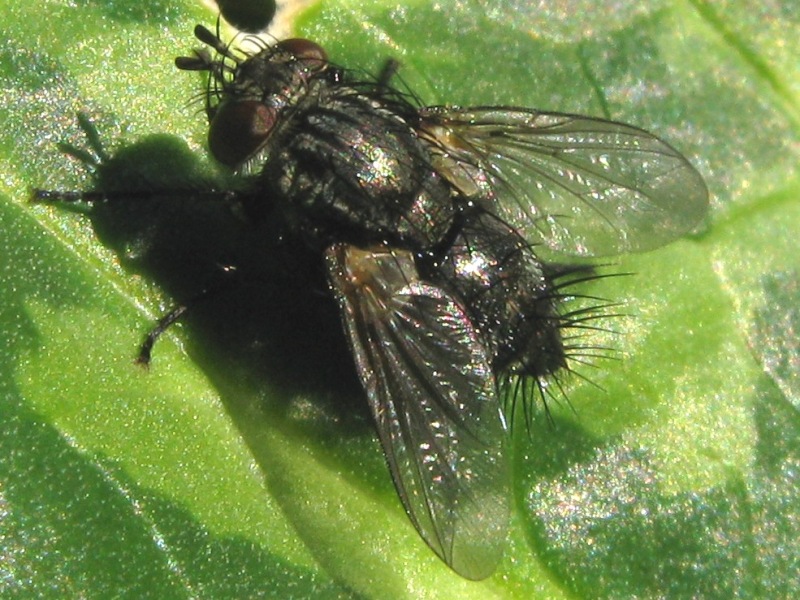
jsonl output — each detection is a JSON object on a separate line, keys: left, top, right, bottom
{"left": 135, "top": 265, "right": 243, "bottom": 366}
{"left": 376, "top": 58, "right": 401, "bottom": 89}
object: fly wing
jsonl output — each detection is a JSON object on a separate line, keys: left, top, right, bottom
{"left": 418, "top": 106, "right": 709, "bottom": 258}
{"left": 325, "top": 244, "right": 510, "bottom": 580}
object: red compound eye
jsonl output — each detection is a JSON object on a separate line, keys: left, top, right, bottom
{"left": 208, "top": 100, "right": 277, "bottom": 168}
{"left": 276, "top": 38, "right": 327, "bottom": 71}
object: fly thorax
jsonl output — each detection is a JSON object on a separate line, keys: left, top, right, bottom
{"left": 394, "top": 171, "right": 459, "bottom": 248}
{"left": 265, "top": 90, "right": 455, "bottom": 249}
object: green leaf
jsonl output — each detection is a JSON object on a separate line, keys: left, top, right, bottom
{"left": 1, "top": 0, "right": 798, "bottom": 597}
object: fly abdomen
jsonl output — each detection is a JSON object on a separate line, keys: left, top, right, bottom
{"left": 432, "top": 214, "right": 570, "bottom": 380}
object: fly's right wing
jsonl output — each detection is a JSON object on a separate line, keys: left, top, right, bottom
{"left": 325, "top": 244, "right": 510, "bottom": 580}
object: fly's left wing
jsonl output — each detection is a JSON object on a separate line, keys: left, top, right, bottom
{"left": 325, "top": 243, "right": 510, "bottom": 580}
{"left": 418, "top": 106, "right": 709, "bottom": 258}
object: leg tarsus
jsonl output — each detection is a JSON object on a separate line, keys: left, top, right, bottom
{"left": 31, "top": 188, "right": 110, "bottom": 204}
{"left": 135, "top": 265, "right": 241, "bottom": 366}
{"left": 136, "top": 303, "right": 190, "bottom": 366}
{"left": 377, "top": 58, "right": 401, "bottom": 89}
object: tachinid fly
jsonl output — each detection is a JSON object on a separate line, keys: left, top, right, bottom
{"left": 172, "top": 24, "right": 708, "bottom": 578}
{"left": 43, "top": 23, "right": 709, "bottom": 580}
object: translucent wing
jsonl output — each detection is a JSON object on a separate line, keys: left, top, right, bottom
{"left": 418, "top": 106, "right": 709, "bottom": 257}
{"left": 325, "top": 244, "right": 509, "bottom": 580}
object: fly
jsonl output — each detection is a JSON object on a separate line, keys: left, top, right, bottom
{"left": 39, "top": 22, "right": 708, "bottom": 580}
